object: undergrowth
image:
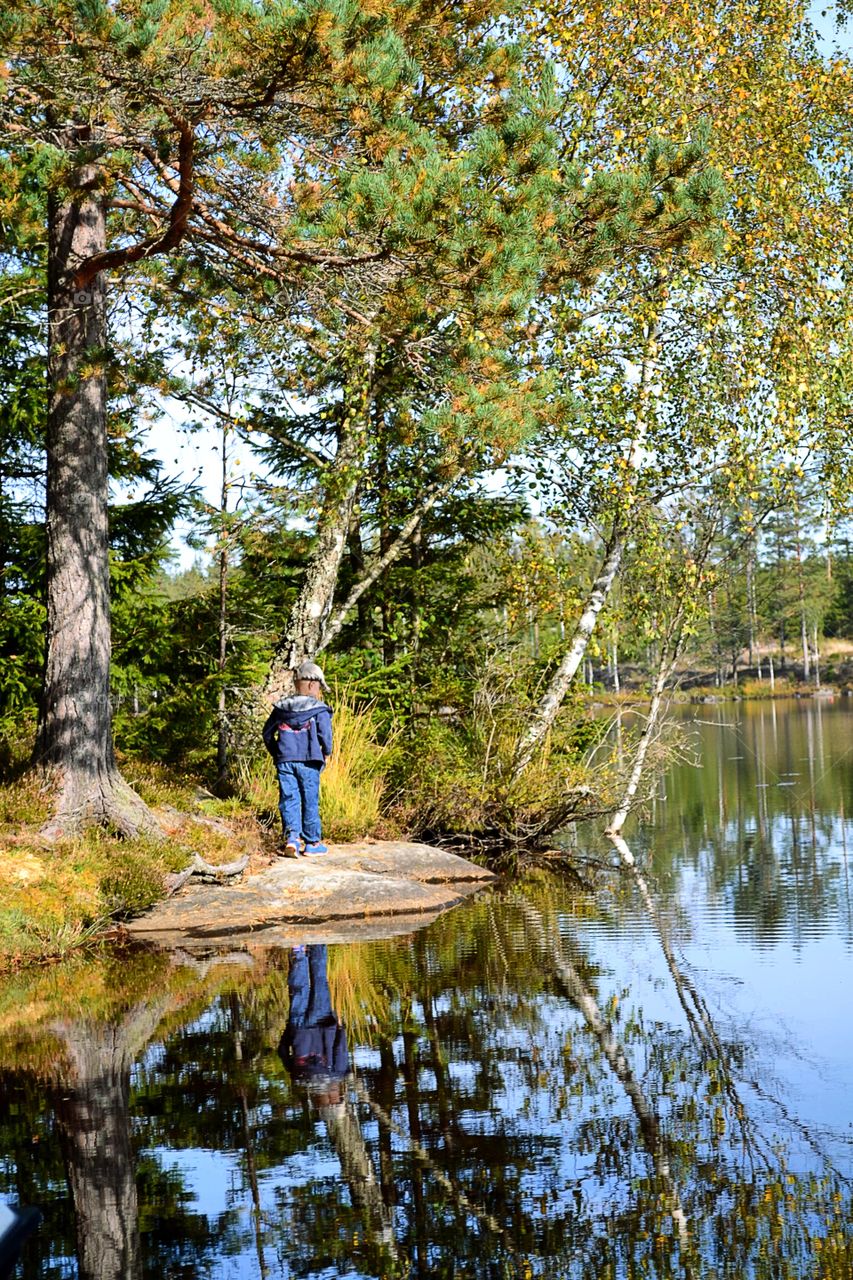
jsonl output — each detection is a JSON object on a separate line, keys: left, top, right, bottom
{"left": 0, "top": 757, "right": 268, "bottom": 969}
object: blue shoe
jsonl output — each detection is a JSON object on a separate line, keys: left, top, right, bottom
{"left": 302, "top": 841, "right": 328, "bottom": 856}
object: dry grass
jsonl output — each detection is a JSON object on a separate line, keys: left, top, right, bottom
{"left": 0, "top": 760, "right": 271, "bottom": 969}
{"left": 234, "top": 688, "right": 397, "bottom": 842}
{"left": 320, "top": 692, "right": 397, "bottom": 841}
{"left": 327, "top": 943, "right": 391, "bottom": 1046}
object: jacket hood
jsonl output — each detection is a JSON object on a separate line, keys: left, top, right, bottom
{"left": 274, "top": 695, "right": 332, "bottom": 715}
{"left": 273, "top": 695, "right": 333, "bottom": 727}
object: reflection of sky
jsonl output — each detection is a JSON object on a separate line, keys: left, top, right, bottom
{"left": 579, "top": 698, "right": 853, "bottom": 1173}
{"left": 12, "top": 723, "right": 853, "bottom": 1274}
{"left": 116, "top": 701, "right": 853, "bottom": 1277}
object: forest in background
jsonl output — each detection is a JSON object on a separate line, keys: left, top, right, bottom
{"left": 4, "top": 0, "right": 853, "bottom": 928}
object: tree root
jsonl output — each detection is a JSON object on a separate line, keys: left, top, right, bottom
{"left": 164, "top": 852, "right": 249, "bottom": 897}
{"left": 39, "top": 765, "right": 164, "bottom": 842}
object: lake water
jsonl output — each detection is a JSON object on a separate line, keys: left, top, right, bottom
{"left": 2, "top": 698, "right": 853, "bottom": 1278}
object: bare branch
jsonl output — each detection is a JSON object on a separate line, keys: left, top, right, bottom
{"left": 72, "top": 116, "right": 196, "bottom": 289}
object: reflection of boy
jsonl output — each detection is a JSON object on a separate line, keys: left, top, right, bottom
{"left": 279, "top": 945, "right": 348, "bottom": 1095}
{"left": 262, "top": 661, "right": 333, "bottom": 857}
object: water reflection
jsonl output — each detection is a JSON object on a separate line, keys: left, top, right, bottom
{"left": 2, "top": 702, "right": 853, "bottom": 1277}
{"left": 623, "top": 698, "right": 853, "bottom": 949}
{"left": 279, "top": 944, "right": 397, "bottom": 1272}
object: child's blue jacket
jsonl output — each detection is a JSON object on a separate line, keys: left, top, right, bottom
{"left": 262, "top": 695, "right": 333, "bottom": 766}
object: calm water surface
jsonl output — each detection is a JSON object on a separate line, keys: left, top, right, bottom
{"left": 2, "top": 698, "right": 853, "bottom": 1278}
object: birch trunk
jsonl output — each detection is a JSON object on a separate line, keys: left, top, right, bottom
{"left": 35, "top": 131, "right": 158, "bottom": 839}
{"left": 512, "top": 526, "right": 623, "bottom": 778}
{"left": 746, "top": 542, "right": 756, "bottom": 668}
{"left": 605, "top": 657, "right": 671, "bottom": 837}
{"left": 281, "top": 464, "right": 461, "bottom": 661}
{"left": 813, "top": 622, "right": 820, "bottom": 687}
{"left": 795, "top": 512, "right": 810, "bottom": 680}
{"left": 264, "top": 346, "right": 377, "bottom": 697}
{"left": 515, "top": 896, "right": 689, "bottom": 1243}
{"left": 511, "top": 327, "right": 658, "bottom": 779}
{"left": 606, "top": 593, "right": 688, "bottom": 836}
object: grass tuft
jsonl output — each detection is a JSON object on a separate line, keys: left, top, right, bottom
{"left": 0, "top": 760, "right": 269, "bottom": 969}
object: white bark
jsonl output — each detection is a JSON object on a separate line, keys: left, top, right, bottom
{"left": 512, "top": 526, "right": 623, "bottom": 778}
{"left": 317, "top": 468, "right": 462, "bottom": 653}
{"left": 605, "top": 595, "right": 688, "bottom": 837}
{"left": 515, "top": 896, "right": 689, "bottom": 1244}
{"left": 605, "top": 664, "right": 670, "bottom": 837}
{"left": 264, "top": 345, "right": 378, "bottom": 697}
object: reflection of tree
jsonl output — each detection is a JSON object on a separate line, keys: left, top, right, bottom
{"left": 514, "top": 894, "right": 690, "bottom": 1249}
{"left": 644, "top": 702, "right": 853, "bottom": 947}
{"left": 0, "top": 951, "right": 267, "bottom": 1279}
{"left": 50, "top": 1017, "right": 150, "bottom": 1280}
{"left": 2, "top": 872, "right": 853, "bottom": 1279}
{"left": 278, "top": 944, "right": 400, "bottom": 1274}
{"left": 354, "top": 883, "right": 853, "bottom": 1278}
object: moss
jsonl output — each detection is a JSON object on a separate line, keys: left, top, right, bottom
{"left": 0, "top": 764, "right": 270, "bottom": 970}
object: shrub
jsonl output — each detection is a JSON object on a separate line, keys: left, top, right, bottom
{"left": 388, "top": 706, "right": 618, "bottom": 860}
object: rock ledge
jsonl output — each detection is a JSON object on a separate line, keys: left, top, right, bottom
{"left": 126, "top": 840, "right": 496, "bottom": 949}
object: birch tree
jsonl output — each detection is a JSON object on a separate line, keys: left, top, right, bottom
{"left": 508, "top": 0, "right": 853, "bottom": 774}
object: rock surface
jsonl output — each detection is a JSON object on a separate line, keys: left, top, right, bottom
{"left": 126, "top": 840, "right": 496, "bottom": 950}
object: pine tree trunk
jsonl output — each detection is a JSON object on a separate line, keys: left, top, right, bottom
{"left": 216, "top": 425, "right": 230, "bottom": 790}
{"left": 512, "top": 525, "right": 623, "bottom": 779}
{"left": 35, "top": 132, "right": 158, "bottom": 839}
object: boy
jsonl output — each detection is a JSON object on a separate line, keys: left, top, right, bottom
{"left": 262, "top": 660, "right": 333, "bottom": 856}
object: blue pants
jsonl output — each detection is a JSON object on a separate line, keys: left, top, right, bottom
{"left": 276, "top": 761, "right": 322, "bottom": 843}
{"left": 288, "top": 944, "right": 332, "bottom": 1026}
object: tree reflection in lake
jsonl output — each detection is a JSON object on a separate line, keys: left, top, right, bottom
{"left": 642, "top": 698, "right": 853, "bottom": 947}
{"left": 278, "top": 943, "right": 398, "bottom": 1273}
{"left": 3, "top": 703, "right": 853, "bottom": 1278}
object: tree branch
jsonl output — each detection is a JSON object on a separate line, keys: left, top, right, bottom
{"left": 317, "top": 467, "right": 464, "bottom": 651}
{"left": 177, "top": 390, "right": 332, "bottom": 473}
{"left": 72, "top": 116, "right": 195, "bottom": 290}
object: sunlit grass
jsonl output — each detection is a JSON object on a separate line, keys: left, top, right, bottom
{"left": 234, "top": 687, "right": 397, "bottom": 842}
{"left": 680, "top": 677, "right": 799, "bottom": 701}
{"left": 0, "top": 759, "right": 270, "bottom": 969}
{"left": 320, "top": 691, "right": 397, "bottom": 840}
{"left": 328, "top": 942, "right": 391, "bottom": 1047}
